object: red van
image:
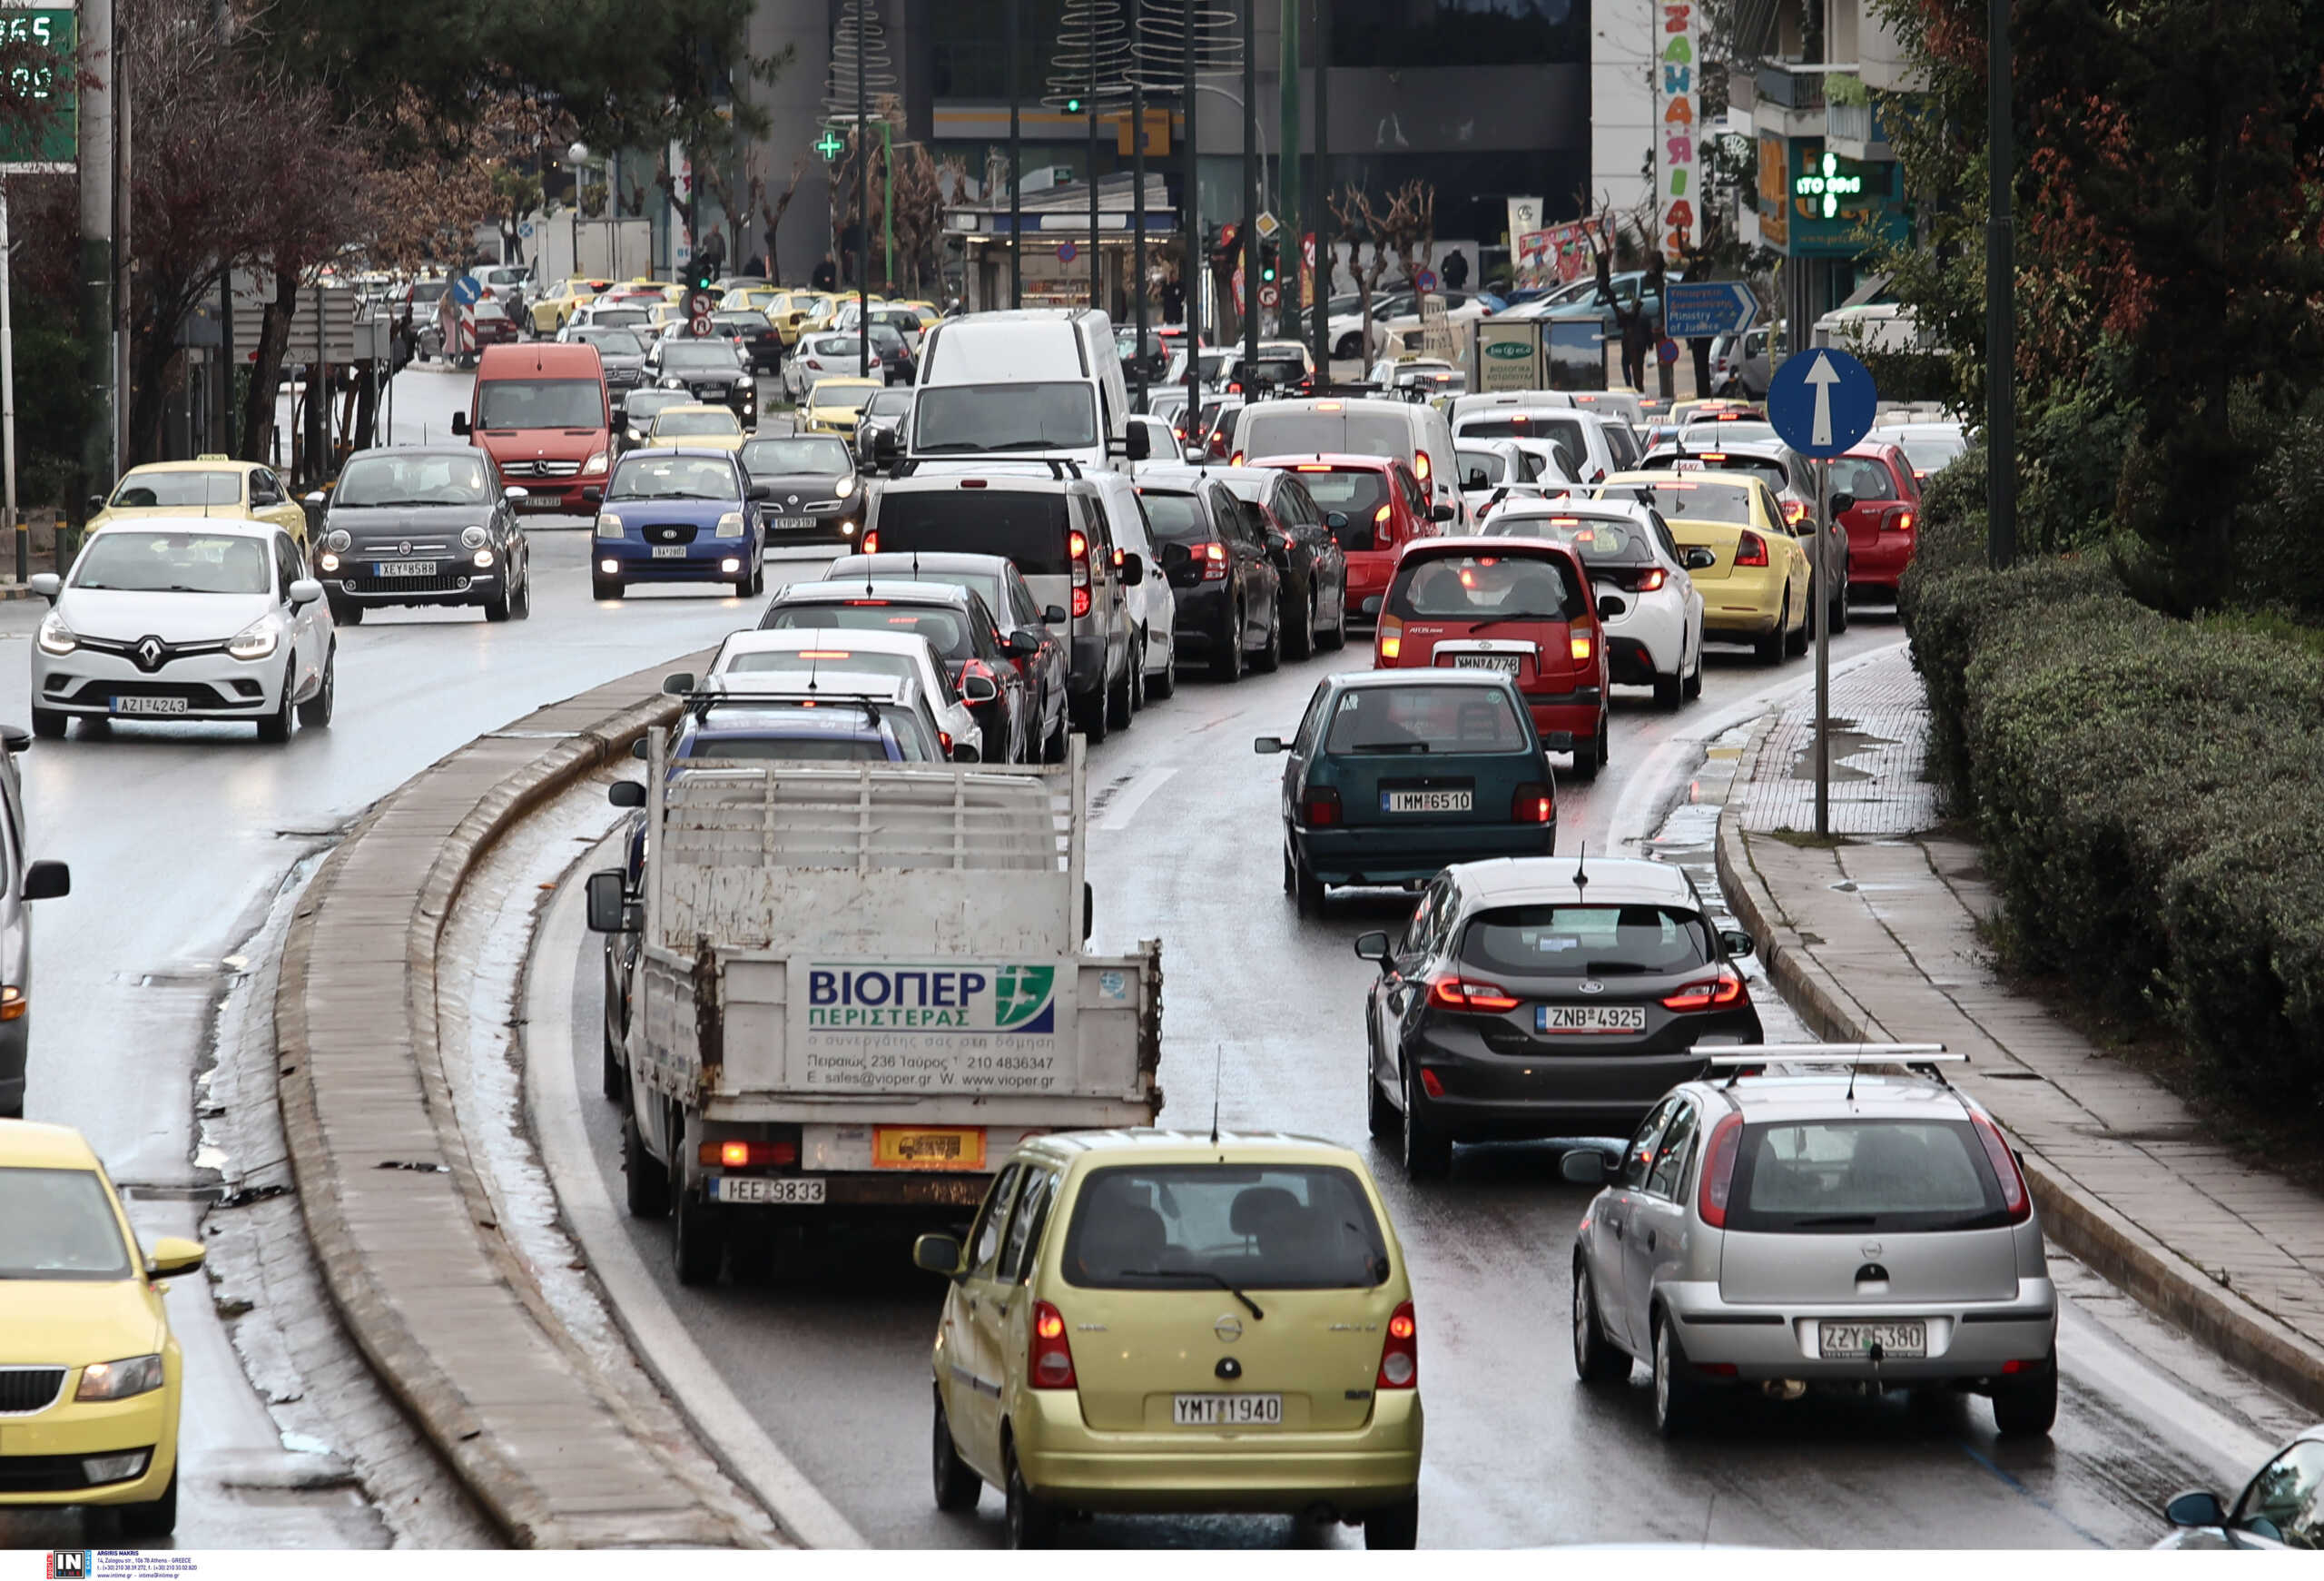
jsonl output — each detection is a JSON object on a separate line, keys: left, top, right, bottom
{"left": 452, "top": 342, "right": 612, "bottom": 514}
{"left": 1248, "top": 452, "right": 1438, "bottom": 627}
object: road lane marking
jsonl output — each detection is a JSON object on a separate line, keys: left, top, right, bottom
{"left": 1097, "top": 766, "right": 1178, "bottom": 830}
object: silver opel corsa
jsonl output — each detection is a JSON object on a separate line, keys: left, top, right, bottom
{"left": 1563, "top": 1052, "right": 2059, "bottom": 1438}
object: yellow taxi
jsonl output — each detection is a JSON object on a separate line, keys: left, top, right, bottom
{"left": 799, "top": 377, "right": 881, "bottom": 437}
{"left": 643, "top": 404, "right": 749, "bottom": 452}
{"left": 722, "top": 283, "right": 785, "bottom": 315}
{"left": 1594, "top": 469, "right": 1810, "bottom": 661}
{"left": 912, "top": 1131, "right": 1423, "bottom": 1548}
{"left": 528, "top": 277, "right": 609, "bottom": 335}
{"left": 90, "top": 458, "right": 310, "bottom": 548}
{"left": 0, "top": 1121, "right": 205, "bottom": 1535}
{"left": 892, "top": 300, "right": 945, "bottom": 329}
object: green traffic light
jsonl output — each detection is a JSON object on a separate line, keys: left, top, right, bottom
{"left": 1066, "top": 96, "right": 1083, "bottom": 113}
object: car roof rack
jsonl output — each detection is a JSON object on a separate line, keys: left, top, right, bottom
{"left": 1700, "top": 1043, "right": 1958, "bottom": 1087}
{"left": 891, "top": 457, "right": 1082, "bottom": 481}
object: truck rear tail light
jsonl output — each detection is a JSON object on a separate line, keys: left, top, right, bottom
{"left": 1030, "top": 1301, "right": 1078, "bottom": 1388}
{"left": 1697, "top": 1112, "right": 1745, "bottom": 1229}
{"left": 1661, "top": 964, "right": 1747, "bottom": 1011}
{"left": 701, "top": 1140, "right": 799, "bottom": 1168}
{"left": 1300, "top": 786, "right": 1342, "bottom": 827}
{"left": 1512, "top": 783, "right": 1554, "bottom": 824}
{"left": 1376, "top": 1301, "right": 1418, "bottom": 1388}
{"left": 1734, "top": 530, "right": 1769, "bottom": 568}
{"left": 1971, "top": 1111, "right": 2034, "bottom": 1222}
{"left": 1427, "top": 976, "right": 1520, "bottom": 1013}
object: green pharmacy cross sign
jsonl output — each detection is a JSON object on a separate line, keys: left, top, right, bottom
{"left": 814, "top": 127, "right": 846, "bottom": 162}
{"left": 1794, "top": 151, "right": 1866, "bottom": 220}
{"left": 0, "top": 5, "right": 75, "bottom": 171}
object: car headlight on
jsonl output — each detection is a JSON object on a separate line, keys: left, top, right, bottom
{"left": 76, "top": 1353, "right": 163, "bottom": 1401}
{"left": 35, "top": 610, "right": 76, "bottom": 656}
{"left": 583, "top": 450, "right": 609, "bottom": 476}
{"left": 473, "top": 549, "right": 495, "bottom": 568}
{"left": 834, "top": 475, "right": 857, "bottom": 498}
{"left": 714, "top": 511, "right": 745, "bottom": 539}
{"left": 596, "top": 513, "right": 625, "bottom": 539}
{"left": 319, "top": 551, "right": 341, "bottom": 573}
{"left": 228, "top": 616, "right": 281, "bottom": 661}
{"left": 460, "top": 525, "right": 488, "bottom": 549}
{"left": 662, "top": 377, "right": 685, "bottom": 390}
{"left": 323, "top": 529, "right": 351, "bottom": 552}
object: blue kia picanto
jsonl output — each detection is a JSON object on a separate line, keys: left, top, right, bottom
{"left": 588, "top": 447, "right": 767, "bottom": 600}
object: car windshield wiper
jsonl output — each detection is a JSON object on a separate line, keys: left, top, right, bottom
{"left": 1348, "top": 740, "right": 1428, "bottom": 753}
{"left": 1465, "top": 609, "right": 1565, "bottom": 634}
{"left": 1118, "top": 1268, "right": 1265, "bottom": 1319}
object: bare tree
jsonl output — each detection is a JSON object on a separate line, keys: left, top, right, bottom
{"left": 749, "top": 156, "right": 808, "bottom": 272}
{"left": 1328, "top": 185, "right": 1391, "bottom": 358}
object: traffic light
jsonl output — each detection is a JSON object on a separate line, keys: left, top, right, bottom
{"left": 1064, "top": 94, "right": 1084, "bottom": 114}
{"left": 1258, "top": 239, "right": 1279, "bottom": 286}
{"left": 689, "top": 257, "right": 716, "bottom": 292}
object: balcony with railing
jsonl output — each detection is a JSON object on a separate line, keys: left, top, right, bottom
{"left": 1753, "top": 59, "right": 1832, "bottom": 136}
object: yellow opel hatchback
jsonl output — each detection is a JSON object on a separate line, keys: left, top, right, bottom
{"left": 0, "top": 1122, "right": 205, "bottom": 1534}
{"left": 89, "top": 458, "right": 310, "bottom": 549}
{"left": 913, "top": 1131, "right": 1423, "bottom": 1548}
{"left": 1594, "top": 469, "right": 1810, "bottom": 662}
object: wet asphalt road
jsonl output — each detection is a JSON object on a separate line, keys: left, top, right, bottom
{"left": 548, "top": 607, "right": 2309, "bottom": 1549}
{"left": 0, "top": 362, "right": 814, "bottom": 1546}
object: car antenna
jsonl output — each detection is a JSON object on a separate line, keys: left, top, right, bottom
{"left": 1573, "top": 840, "right": 1589, "bottom": 891}
{"left": 1846, "top": 1053, "right": 1859, "bottom": 1104}
{"left": 1209, "top": 1042, "right": 1224, "bottom": 1146}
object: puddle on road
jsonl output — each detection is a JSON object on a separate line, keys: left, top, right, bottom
{"left": 1785, "top": 716, "right": 1892, "bottom": 785}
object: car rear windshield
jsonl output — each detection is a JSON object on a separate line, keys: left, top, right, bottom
{"left": 1460, "top": 415, "right": 1587, "bottom": 463}
{"left": 1135, "top": 490, "right": 1214, "bottom": 547}
{"left": 1536, "top": 518, "right": 1655, "bottom": 565}
{"left": 1728, "top": 1119, "right": 2013, "bottom": 1233}
{"left": 724, "top": 647, "right": 921, "bottom": 686}
{"left": 679, "top": 703, "right": 931, "bottom": 760}
{"left": 759, "top": 604, "right": 972, "bottom": 659}
{"left": 0, "top": 1167, "right": 133, "bottom": 1280}
{"left": 1324, "top": 683, "right": 1531, "bottom": 755}
{"left": 1061, "top": 1164, "right": 1390, "bottom": 1291}
{"left": 743, "top": 437, "right": 852, "bottom": 475}
{"left": 1237, "top": 410, "right": 1413, "bottom": 462}
{"left": 478, "top": 379, "right": 604, "bottom": 430}
{"left": 872, "top": 489, "right": 1071, "bottom": 576}
{"left": 1596, "top": 479, "right": 1758, "bottom": 525}
{"left": 912, "top": 382, "right": 1098, "bottom": 453}
{"left": 1663, "top": 453, "right": 1788, "bottom": 493}
{"left": 1458, "top": 449, "right": 1512, "bottom": 485}
{"left": 679, "top": 733, "right": 894, "bottom": 762}
{"left": 1289, "top": 468, "right": 1392, "bottom": 549}
{"left": 655, "top": 410, "right": 743, "bottom": 437}
{"left": 109, "top": 469, "right": 241, "bottom": 509}
{"left": 75, "top": 530, "right": 271, "bottom": 595}
{"left": 1245, "top": 356, "right": 1308, "bottom": 387}
{"left": 1386, "top": 550, "right": 1584, "bottom": 622}
{"left": 1894, "top": 431, "right": 1965, "bottom": 473}
{"left": 1460, "top": 904, "right": 1712, "bottom": 978}
{"left": 1683, "top": 420, "right": 1777, "bottom": 446}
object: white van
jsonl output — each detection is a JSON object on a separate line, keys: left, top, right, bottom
{"left": 1232, "top": 396, "right": 1464, "bottom": 528}
{"left": 907, "top": 309, "right": 1143, "bottom": 475}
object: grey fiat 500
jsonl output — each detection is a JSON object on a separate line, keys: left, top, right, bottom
{"left": 1562, "top": 1052, "right": 2059, "bottom": 1438}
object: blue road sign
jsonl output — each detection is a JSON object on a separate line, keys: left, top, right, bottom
{"left": 450, "top": 274, "right": 482, "bottom": 305}
{"left": 1663, "top": 280, "right": 1758, "bottom": 340}
{"left": 1768, "top": 347, "right": 1876, "bottom": 459}
{"left": 1414, "top": 268, "right": 1439, "bottom": 293}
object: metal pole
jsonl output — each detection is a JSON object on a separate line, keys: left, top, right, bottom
{"left": 1276, "top": 0, "right": 1297, "bottom": 337}
{"left": 1131, "top": 0, "right": 1147, "bottom": 408}
{"left": 1240, "top": 0, "right": 1256, "bottom": 368}
{"left": 1815, "top": 456, "right": 1831, "bottom": 836}
{"left": 1985, "top": 0, "right": 2014, "bottom": 568}
{"left": 1182, "top": 0, "right": 1199, "bottom": 380}
{"left": 1008, "top": 0, "right": 1022, "bottom": 309}
{"left": 1088, "top": 47, "right": 1101, "bottom": 312}
{"left": 113, "top": 31, "right": 130, "bottom": 468}
{"left": 1, "top": 180, "right": 18, "bottom": 584}
{"left": 78, "top": 0, "right": 115, "bottom": 511}
{"left": 1308, "top": 0, "right": 1328, "bottom": 375}
{"left": 856, "top": 0, "right": 869, "bottom": 378}
{"left": 882, "top": 124, "right": 893, "bottom": 290}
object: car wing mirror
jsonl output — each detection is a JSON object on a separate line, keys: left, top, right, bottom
{"left": 2162, "top": 1490, "right": 2227, "bottom": 1529}
{"left": 302, "top": 490, "right": 327, "bottom": 507}
{"left": 585, "top": 868, "right": 640, "bottom": 934}
{"left": 607, "top": 780, "right": 646, "bottom": 808}
{"left": 749, "top": 482, "right": 773, "bottom": 501}
{"left": 1558, "top": 1149, "right": 1610, "bottom": 1187}
{"left": 84, "top": 493, "right": 103, "bottom": 517}
{"left": 951, "top": 742, "right": 982, "bottom": 764}
{"left": 582, "top": 486, "right": 604, "bottom": 505}
{"left": 1353, "top": 930, "right": 1393, "bottom": 967}
{"left": 145, "top": 1235, "right": 206, "bottom": 1280}
{"left": 1683, "top": 546, "right": 1717, "bottom": 570}
{"left": 1120, "top": 552, "right": 1145, "bottom": 587}
{"left": 504, "top": 486, "right": 529, "bottom": 501}
{"left": 1432, "top": 503, "right": 1457, "bottom": 522}
{"left": 1005, "top": 629, "right": 1041, "bottom": 657}
{"left": 961, "top": 674, "right": 1000, "bottom": 704}
{"left": 21, "top": 859, "right": 68, "bottom": 901}
{"left": 663, "top": 671, "right": 696, "bottom": 695}
{"left": 912, "top": 1232, "right": 967, "bottom": 1278}
{"left": 1595, "top": 593, "right": 1628, "bottom": 621}
{"left": 289, "top": 578, "right": 325, "bottom": 608}
{"left": 1253, "top": 736, "right": 1284, "bottom": 754}
{"left": 1043, "top": 604, "right": 1068, "bottom": 625}
{"left": 631, "top": 736, "right": 651, "bottom": 760}
{"left": 27, "top": 572, "right": 60, "bottom": 600}
{"left": 1324, "top": 510, "right": 1349, "bottom": 529}
{"left": 1827, "top": 491, "right": 1856, "bottom": 515}
{"left": 1718, "top": 927, "right": 1756, "bottom": 958}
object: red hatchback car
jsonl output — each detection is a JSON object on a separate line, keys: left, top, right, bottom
{"left": 1250, "top": 452, "right": 1442, "bottom": 627}
{"left": 1374, "top": 536, "right": 1615, "bottom": 779}
{"left": 1827, "top": 440, "right": 1922, "bottom": 598}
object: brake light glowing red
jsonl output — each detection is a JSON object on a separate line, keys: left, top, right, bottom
{"left": 1376, "top": 1300, "right": 1418, "bottom": 1388}
{"left": 1511, "top": 783, "right": 1553, "bottom": 824}
{"left": 1972, "top": 1111, "right": 2033, "bottom": 1222}
{"left": 1069, "top": 529, "right": 1088, "bottom": 562}
{"left": 1782, "top": 499, "right": 1807, "bottom": 525}
{"left": 1414, "top": 451, "right": 1432, "bottom": 483}
{"left": 1300, "top": 786, "right": 1342, "bottom": 827}
{"left": 1029, "top": 1300, "right": 1078, "bottom": 1388}
{"left": 959, "top": 479, "right": 988, "bottom": 489}
{"left": 1570, "top": 634, "right": 1593, "bottom": 662}
{"left": 1636, "top": 568, "right": 1667, "bottom": 592}
{"left": 1427, "top": 976, "right": 1520, "bottom": 1013}
{"left": 701, "top": 1139, "right": 800, "bottom": 1168}
{"left": 1661, "top": 964, "right": 1748, "bottom": 1012}
{"left": 861, "top": 530, "right": 880, "bottom": 552}
{"left": 1071, "top": 587, "right": 1091, "bottom": 618}
{"left": 1698, "top": 1112, "right": 1745, "bottom": 1229}
{"left": 1198, "top": 541, "right": 1228, "bottom": 580}
{"left": 1892, "top": 510, "right": 1916, "bottom": 533}
{"left": 1734, "top": 530, "right": 1769, "bottom": 568}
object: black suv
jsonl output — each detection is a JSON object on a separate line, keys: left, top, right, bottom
{"left": 1208, "top": 465, "right": 1349, "bottom": 659}
{"left": 1131, "top": 469, "right": 1283, "bottom": 683}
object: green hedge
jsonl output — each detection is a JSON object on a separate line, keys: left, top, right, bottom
{"left": 1905, "top": 546, "right": 2324, "bottom": 1129}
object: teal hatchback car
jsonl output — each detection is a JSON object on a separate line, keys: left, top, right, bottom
{"left": 1257, "top": 670, "right": 1558, "bottom": 914}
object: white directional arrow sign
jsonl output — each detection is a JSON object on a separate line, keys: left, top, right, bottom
{"left": 1806, "top": 351, "right": 1841, "bottom": 450}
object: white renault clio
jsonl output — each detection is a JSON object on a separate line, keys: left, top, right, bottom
{"left": 29, "top": 519, "right": 336, "bottom": 741}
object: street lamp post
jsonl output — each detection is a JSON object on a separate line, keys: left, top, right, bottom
{"left": 1009, "top": 0, "right": 1023, "bottom": 307}
{"left": 1182, "top": 0, "right": 1200, "bottom": 414}
{"left": 1240, "top": 0, "right": 1256, "bottom": 371}
{"left": 1986, "top": 0, "right": 2015, "bottom": 568}
{"left": 857, "top": 0, "right": 870, "bottom": 377}
{"left": 1131, "top": 0, "right": 1147, "bottom": 406}
{"left": 1308, "top": 0, "right": 1329, "bottom": 376}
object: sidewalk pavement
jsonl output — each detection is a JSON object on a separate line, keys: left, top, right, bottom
{"left": 1717, "top": 642, "right": 2324, "bottom": 1418}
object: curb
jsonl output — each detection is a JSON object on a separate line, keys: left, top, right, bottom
{"left": 1714, "top": 716, "right": 2324, "bottom": 1418}
{"left": 274, "top": 685, "right": 733, "bottom": 1547}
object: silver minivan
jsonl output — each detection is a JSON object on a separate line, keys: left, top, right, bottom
{"left": 0, "top": 726, "right": 70, "bottom": 1117}
{"left": 1563, "top": 1052, "right": 2058, "bottom": 1439}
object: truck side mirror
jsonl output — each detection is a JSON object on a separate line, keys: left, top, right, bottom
{"left": 585, "top": 869, "right": 635, "bottom": 933}
{"left": 607, "top": 780, "right": 645, "bottom": 807}
{"left": 1122, "top": 422, "right": 1152, "bottom": 461}
{"left": 450, "top": 410, "right": 471, "bottom": 436}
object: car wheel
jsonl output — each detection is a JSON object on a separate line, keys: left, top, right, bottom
{"left": 512, "top": 562, "right": 533, "bottom": 619}
{"left": 1128, "top": 636, "right": 1147, "bottom": 713}
{"left": 1682, "top": 636, "right": 1704, "bottom": 699}
{"left": 1286, "top": 585, "right": 1316, "bottom": 661}
{"left": 1293, "top": 847, "right": 1326, "bottom": 916}
{"left": 1042, "top": 708, "right": 1068, "bottom": 764}
{"left": 31, "top": 707, "right": 65, "bottom": 740}
{"left": 256, "top": 662, "right": 296, "bottom": 743}
{"left": 484, "top": 577, "right": 514, "bottom": 621}
{"left": 1211, "top": 609, "right": 1246, "bottom": 682}
{"left": 1651, "top": 1311, "right": 1705, "bottom": 1438}
{"left": 1003, "top": 1445, "right": 1056, "bottom": 1548}
{"left": 1569, "top": 730, "right": 1602, "bottom": 782}
{"left": 1401, "top": 1061, "right": 1452, "bottom": 1179}
{"left": 328, "top": 596, "right": 362, "bottom": 626}
{"left": 1078, "top": 683, "right": 1109, "bottom": 745}
{"left": 1831, "top": 580, "right": 1850, "bottom": 635}
{"left": 1106, "top": 653, "right": 1133, "bottom": 731}
{"left": 594, "top": 574, "right": 625, "bottom": 602}
{"left": 1366, "top": 1041, "right": 1398, "bottom": 1141}
{"left": 931, "top": 1392, "right": 983, "bottom": 1512}
{"left": 1754, "top": 598, "right": 1787, "bottom": 664}
{"left": 1318, "top": 579, "right": 1349, "bottom": 650}
{"left": 1992, "top": 1356, "right": 2058, "bottom": 1438}
{"left": 673, "top": 1183, "right": 724, "bottom": 1286}
{"left": 1251, "top": 600, "right": 1282, "bottom": 673}
{"left": 297, "top": 647, "right": 336, "bottom": 728}
{"left": 1573, "top": 1260, "right": 1630, "bottom": 1385}
{"left": 621, "top": 1108, "right": 668, "bottom": 1218}
{"left": 1652, "top": 665, "right": 1683, "bottom": 709}
{"left": 1787, "top": 583, "right": 1812, "bottom": 657}
{"left": 1334, "top": 332, "right": 1360, "bottom": 360}
{"left": 1364, "top": 1492, "right": 1419, "bottom": 1550}
{"left": 117, "top": 1464, "right": 178, "bottom": 1537}
{"left": 1147, "top": 631, "right": 1177, "bottom": 698}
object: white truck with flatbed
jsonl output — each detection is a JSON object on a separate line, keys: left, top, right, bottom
{"left": 587, "top": 736, "right": 1162, "bottom": 1284}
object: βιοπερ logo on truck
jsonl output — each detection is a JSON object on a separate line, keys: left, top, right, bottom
{"left": 804, "top": 963, "right": 1058, "bottom": 1034}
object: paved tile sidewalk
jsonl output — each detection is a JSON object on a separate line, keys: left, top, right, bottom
{"left": 1718, "top": 644, "right": 2324, "bottom": 1414}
